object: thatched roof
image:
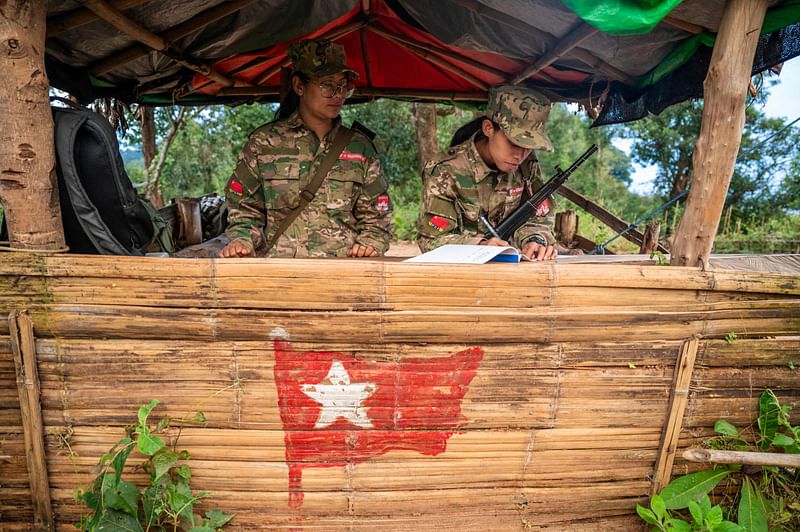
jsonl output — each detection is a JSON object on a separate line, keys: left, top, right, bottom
{"left": 45, "top": 0, "right": 800, "bottom": 124}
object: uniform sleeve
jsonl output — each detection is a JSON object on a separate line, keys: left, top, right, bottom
{"left": 417, "top": 163, "right": 484, "bottom": 253}
{"left": 512, "top": 159, "right": 557, "bottom": 249}
{"left": 224, "top": 136, "right": 267, "bottom": 252}
{"left": 353, "top": 155, "right": 392, "bottom": 254}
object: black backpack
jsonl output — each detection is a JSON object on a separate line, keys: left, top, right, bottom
{"left": 52, "top": 99, "right": 154, "bottom": 255}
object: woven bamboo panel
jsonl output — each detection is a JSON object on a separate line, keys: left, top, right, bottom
{"left": 0, "top": 254, "right": 797, "bottom": 530}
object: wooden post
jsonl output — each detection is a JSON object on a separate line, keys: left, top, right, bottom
{"left": 0, "top": 0, "right": 66, "bottom": 251}
{"left": 670, "top": 0, "right": 768, "bottom": 267}
{"left": 555, "top": 210, "right": 578, "bottom": 245}
{"left": 639, "top": 220, "right": 661, "bottom": 255}
{"left": 651, "top": 336, "right": 700, "bottom": 495}
{"left": 9, "top": 310, "right": 54, "bottom": 531}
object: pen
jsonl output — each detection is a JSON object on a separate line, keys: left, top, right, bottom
{"left": 480, "top": 214, "right": 503, "bottom": 241}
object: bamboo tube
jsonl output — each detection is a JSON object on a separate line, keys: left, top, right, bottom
{"left": 683, "top": 448, "right": 800, "bottom": 468}
{"left": 651, "top": 336, "right": 700, "bottom": 495}
{"left": 9, "top": 310, "right": 53, "bottom": 531}
{"left": 46, "top": 0, "right": 147, "bottom": 37}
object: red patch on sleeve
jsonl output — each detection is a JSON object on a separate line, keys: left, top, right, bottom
{"left": 228, "top": 179, "right": 243, "bottom": 194}
{"left": 339, "top": 151, "right": 367, "bottom": 163}
{"left": 535, "top": 199, "right": 550, "bottom": 216}
{"left": 428, "top": 215, "right": 449, "bottom": 232}
{"left": 375, "top": 194, "right": 390, "bottom": 213}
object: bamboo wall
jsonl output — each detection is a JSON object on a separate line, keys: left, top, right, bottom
{"left": 0, "top": 254, "right": 798, "bottom": 530}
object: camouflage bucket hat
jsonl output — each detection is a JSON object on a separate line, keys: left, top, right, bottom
{"left": 287, "top": 39, "right": 359, "bottom": 79}
{"left": 487, "top": 85, "right": 554, "bottom": 151}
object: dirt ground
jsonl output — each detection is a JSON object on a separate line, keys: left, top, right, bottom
{"left": 386, "top": 240, "right": 421, "bottom": 257}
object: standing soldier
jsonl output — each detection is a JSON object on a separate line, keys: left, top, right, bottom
{"left": 417, "top": 85, "right": 558, "bottom": 261}
{"left": 219, "top": 39, "right": 392, "bottom": 258}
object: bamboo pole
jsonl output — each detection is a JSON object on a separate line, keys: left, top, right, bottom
{"left": 671, "top": 0, "right": 768, "bottom": 267}
{"left": 651, "top": 336, "right": 700, "bottom": 495}
{"left": 88, "top": 0, "right": 259, "bottom": 75}
{"left": 683, "top": 448, "right": 800, "bottom": 468}
{"left": 0, "top": 0, "right": 66, "bottom": 251}
{"left": 78, "top": 0, "right": 247, "bottom": 88}
{"left": 510, "top": 22, "right": 598, "bottom": 85}
{"left": 9, "top": 309, "right": 54, "bottom": 531}
{"left": 216, "top": 86, "right": 485, "bottom": 102}
{"left": 46, "top": 0, "right": 147, "bottom": 37}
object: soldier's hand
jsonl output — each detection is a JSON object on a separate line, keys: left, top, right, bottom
{"left": 347, "top": 243, "right": 379, "bottom": 258}
{"left": 521, "top": 241, "right": 557, "bottom": 261}
{"left": 479, "top": 237, "right": 510, "bottom": 247}
{"left": 218, "top": 241, "right": 254, "bottom": 258}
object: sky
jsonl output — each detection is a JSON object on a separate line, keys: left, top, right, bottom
{"left": 624, "top": 57, "right": 800, "bottom": 194}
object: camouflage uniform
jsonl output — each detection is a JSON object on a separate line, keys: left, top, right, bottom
{"left": 224, "top": 113, "right": 392, "bottom": 257}
{"left": 417, "top": 86, "right": 556, "bottom": 252}
{"left": 223, "top": 39, "right": 392, "bottom": 257}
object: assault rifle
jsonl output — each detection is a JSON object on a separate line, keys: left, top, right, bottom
{"left": 484, "top": 144, "right": 598, "bottom": 242}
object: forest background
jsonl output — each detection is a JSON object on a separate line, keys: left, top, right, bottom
{"left": 120, "top": 72, "right": 800, "bottom": 254}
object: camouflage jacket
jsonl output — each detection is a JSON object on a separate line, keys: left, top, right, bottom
{"left": 417, "top": 136, "right": 555, "bottom": 253}
{"left": 224, "top": 112, "right": 392, "bottom": 257}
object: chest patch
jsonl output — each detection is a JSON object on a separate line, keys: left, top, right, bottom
{"left": 339, "top": 151, "right": 367, "bottom": 163}
{"left": 508, "top": 185, "right": 524, "bottom": 197}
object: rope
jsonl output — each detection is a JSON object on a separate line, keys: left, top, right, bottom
{"left": 588, "top": 189, "right": 689, "bottom": 255}
{"left": 0, "top": 241, "right": 70, "bottom": 254}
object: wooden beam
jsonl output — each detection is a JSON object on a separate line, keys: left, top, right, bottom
{"left": 79, "top": 0, "right": 246, "bottom": 88}
{"left": 0, "top": 0, "right": 66, "bottom": 251}
{"left": 671, "top": 0, "right": 768, "bottom": 267}
{"left": 651, "top": 336, "right": 700, "bottom": 495}
{"left": 451, "top": 0, "right": 630, "bottom": 83}
{"left": 10, "top": 309, "right": 54, "bottom": 531}
{"left": 361, "top": 0, "right": 371, "bottom": 15}
{"left": 683, "top": 448, "right": 800, "bottom": 468}
{"left": 46, "top": 0, "right": 147, "bottom": 37}
{"left": 557, "top": 185, "right": 668, "bottom": 254}
{"left": 360, "top": 28, "right": 374, "bottom": 89}
{"left": 510, "top": 22, "right": 598, "bottom": 85}
{"left": 216, "top": 85, "right": 485, "bottom": 102}
{"left": 88, "top": 0, "right": 258, "bottom": 75}
{"left": 662, "top": 15, "right": 707, "bottom": 35}
{"left": 638, "top": 220, "right": 662, "bottom": 255}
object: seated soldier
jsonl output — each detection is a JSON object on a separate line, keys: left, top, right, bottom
{"left": 219, "top": 39, "right": 392, "bottom": 258}
{"left": 417, "top": 85, "right": 557, "bottom": 261}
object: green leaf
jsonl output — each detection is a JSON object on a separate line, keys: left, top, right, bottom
{"left": 660, "top": 469, "right": 730, "bottom": 509}
{"left": 699, "top": 495, "right": 712, "bottom": 515}
{"left": 188, "top": 527, "right": 215, "bottom": 532}
{"left": 203, "top": 509, "right": 234, "bottom": 528}
{"left": 651, "top": 494, "right": 667, "bottom": 520}
{"left": 738, "top": 477, "right": 768, "bottom": 532}
{"left": 142, "top": 485, "right": 165, "bottom": 526}
{"left": 137, "top": 399, "right": 160, "bottom": 429}
{"left": 167, "top": 480, "right": 195, "bottom": 519}
{"left": 151, "top": 448, "right": 179, "bottom": 482}
{"left": 665, "top": 518, "right": 692, "bottom": 532}
{"left": 175, "top": 463, "right": 192, "bottom": 479}
{"left": 636, "top": 504, "right": 660, "bottom": 526}
{"left": 688, "top": 500, "right": 703, "bottom": 525}
{"left": 96, "top": 509, "right": 144, "bottom": 532}
{"left": 136, "top": 430, "right": 165, "bottom": 456}
{"left": 705, "top": 505, "right": 723, "bottom": 527}
{"left": 192, "top": 411, "right": 208, "bottom": 424}
{"left": 771, "top": 433, "right": 795, "bottom": 447}
{"left": 110, "top": 438, "right": 134, "bottom": 484}
{"left": 714, "top": 420, "right": 739, "bottom": 437}
{"left": 155, "top": 416, "right": 171, "bottom": 432}
{"left": 712, "top": 523, "right": 744, "bottom": 532}
{"left": 104, "top": 479, "right": 139, "bottom": 519}
{"left": 758, "top": 390, "right": 781, "bottom": 449}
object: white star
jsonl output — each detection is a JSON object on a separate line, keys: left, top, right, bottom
{"left": 301, "top": 361, "right": 376, "bottom": 429}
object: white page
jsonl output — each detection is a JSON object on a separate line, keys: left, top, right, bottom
{"left": 404, "top": 244, "right": 520, "bottom": 264}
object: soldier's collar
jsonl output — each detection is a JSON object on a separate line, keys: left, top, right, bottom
{"left": 287, "top": 112, "right": 343, "bottom": 137}
{"left": 468, "top": 135, "right": 495, "bottom": 184}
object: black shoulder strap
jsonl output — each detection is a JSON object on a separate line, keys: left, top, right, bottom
{"left": 267, "top": 126, "right": 356, "bottom": 250}
{"left": 53, "top": 109, "right": 134, "bottom": 255}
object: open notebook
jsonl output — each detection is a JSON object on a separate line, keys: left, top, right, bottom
{"left": 403, "top": 244, "right": 528, "bottom": 264}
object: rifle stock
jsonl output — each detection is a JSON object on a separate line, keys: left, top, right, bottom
{"left": 488, "top": 144, "right": 598, "bottom": 241}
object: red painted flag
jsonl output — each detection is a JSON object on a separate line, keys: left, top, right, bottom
{"left": 273, "top": 338, "right": 483, "bottom": 509}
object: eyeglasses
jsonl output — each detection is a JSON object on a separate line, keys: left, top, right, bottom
{"left": 318, "top": 79, "right": 355, "bottom": 99}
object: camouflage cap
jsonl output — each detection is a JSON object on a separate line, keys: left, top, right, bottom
{"left": 487, "top": 85, "right": 553, "bottom": 152}
{"left": 287, "top": 39, "right": 359, "bottom": 79}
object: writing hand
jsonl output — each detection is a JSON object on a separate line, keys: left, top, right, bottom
{"left": 521, "top": 241, "right": 557, "bottom": 261}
